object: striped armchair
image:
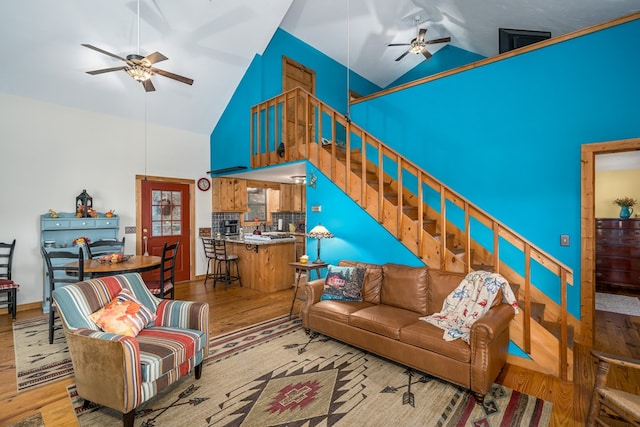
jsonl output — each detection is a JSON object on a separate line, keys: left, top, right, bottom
{"left": 53, "top": 273, "right": 209, "bottom": 427}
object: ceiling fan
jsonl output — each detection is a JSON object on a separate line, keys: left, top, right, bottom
{"left": 388, "top": 18, "right": 451, "bottom": 62}
{"left": 82, "top": 0, "right": 193, "bottom": 92}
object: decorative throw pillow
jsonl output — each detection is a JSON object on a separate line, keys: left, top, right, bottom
{"left": 321, "top": 265, "right": 366, "bottom": 302}
{"left": 89, "top": 289, "right": 156, "bottom": 337}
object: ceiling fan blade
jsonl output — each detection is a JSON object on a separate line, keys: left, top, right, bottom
{"left": 425, "top": 37, "right": 451, "bottom": 45}
{"left": 417, "top": 28, "right": 427, "bottom": 41}
{"left": 151, "top": 67, "right": 194, "bottom": 85}
{"left": 142, "top": 79, "right": 156, "bottom": 92}
{"left": 421, "top": 48, "right": 432, "bottom": 59}
{"left": 143, "top": 51, "right": 168, "bottom": 65}
{"left": 395, "top": 50, "right": 411, "bottom": 62}
{"left": 81, "top": 44, "right": 126, "bottom": 62}
{"left": 86, "top": 66, "right": 128, "bottom": 75}
{"left": 388, "top": 43, "right": 411, "bottom": 47}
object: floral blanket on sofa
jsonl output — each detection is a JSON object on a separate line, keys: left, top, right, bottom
{"left": 420, "top": 271, "right": 519, "bottom": 344}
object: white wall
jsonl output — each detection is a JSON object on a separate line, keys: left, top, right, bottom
{"left": 0, "top": 94, "right": 212, "bottom": 306}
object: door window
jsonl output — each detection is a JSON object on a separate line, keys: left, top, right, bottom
{"left": 151, "top": 190, "right": 182, "bottom": 236}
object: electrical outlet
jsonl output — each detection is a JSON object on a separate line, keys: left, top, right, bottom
{"left": 125, "top": 226, "right": 136, "bottom": 234}
{"left": 560, "top": 234, "right": 570, "bottom": 246}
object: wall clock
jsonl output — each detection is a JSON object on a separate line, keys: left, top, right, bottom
{"left": 197, "top": 177, "right": 211, "bottom": 191}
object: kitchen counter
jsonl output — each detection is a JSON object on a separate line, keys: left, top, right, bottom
{"left": 224, "top": 236, "right": 296, "bottom": 293}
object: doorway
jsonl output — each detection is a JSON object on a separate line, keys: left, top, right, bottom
{"left": 282, "top": 56, "right": 316, "bottom": 151}
{"left": 580, "top": 137, "right": 640, "bottom": 345}
{"left": 136, "top": 175, "right": 194, "bottom": 283}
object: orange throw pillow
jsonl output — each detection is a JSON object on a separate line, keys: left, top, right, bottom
{"left": 89, "top": 289, "right": 156, "bottom": 337}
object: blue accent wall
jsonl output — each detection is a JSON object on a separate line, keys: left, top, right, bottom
{"left": 305, "top": 163, "right": 423, "bottom": 267}
{"left": 209, "top": 55, "right": 262, "bottom": 172}
{"left": 386, "top": 45, "right": 486, "bottom": 88}
{"left": 350, "top": 19, "right": 640, "bottom": 318}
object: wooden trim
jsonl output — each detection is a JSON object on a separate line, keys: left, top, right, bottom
{"left": 352, "top": 12, "right": 640, "bottom": 105}
{"left": 580, "top": 137, "right": 640, "bottom": 345}
{"left": 135, "top": 175, "right": 196, "bottom": 281}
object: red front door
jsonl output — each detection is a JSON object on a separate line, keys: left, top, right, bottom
{"left": 141, "top": 180, "right": 190, "bottom": 282}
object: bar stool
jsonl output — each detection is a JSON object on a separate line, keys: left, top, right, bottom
{"left": 201, "top": 238, "right": 216, "bottom": 287}
{"left": 213, "top": 239, "right": 241, "bottom": 290}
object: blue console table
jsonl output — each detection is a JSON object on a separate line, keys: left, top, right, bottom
{"left": 40, "top": 212, "right": 120, "bottom": 312}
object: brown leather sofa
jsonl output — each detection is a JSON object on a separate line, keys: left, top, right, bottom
{"left": 300, "top": 260, "right": 515, "bottom": 403}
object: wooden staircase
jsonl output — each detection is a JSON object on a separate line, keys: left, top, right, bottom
{"left": 250, "top": 87, "right": 578, "bottom": 381}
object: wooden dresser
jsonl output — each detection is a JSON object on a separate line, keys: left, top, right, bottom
{"left": 595, "top": 218, "right": 640, "bottom": 293}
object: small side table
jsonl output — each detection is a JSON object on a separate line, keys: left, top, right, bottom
{"left": 289, "top": 261, "right": 328, "bottom": 319}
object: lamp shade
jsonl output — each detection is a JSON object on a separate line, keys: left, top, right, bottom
{"left": 307, "top": 224, "right": 334, "bottom": 239}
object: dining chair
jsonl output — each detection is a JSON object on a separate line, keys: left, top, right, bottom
{"left": 86, "top": 237, "right": 126, "bottom": 259}
{"left": 144, "top": 241, "right": 179, "bottom": 299}
{"left": 587, "top": 349, "right": 640, "bottom": 426}
{"left": 0, "top": 239, "right": 19, "bottom": 320}
{"left": 212, "top": 238, "right": 241, "bottom": 290}
{"left": 41, "top": 246, "right": 85, "bottom": 344}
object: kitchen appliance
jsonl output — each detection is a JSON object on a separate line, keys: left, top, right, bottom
{"left": 221, "top": 220, "right": 239, "bottom": 236}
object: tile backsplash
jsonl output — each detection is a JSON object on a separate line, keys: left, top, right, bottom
{"left": 210, "top": 212, "right": 305, "bottom": 233}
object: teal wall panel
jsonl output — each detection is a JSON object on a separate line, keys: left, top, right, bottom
{"left": 350, "top": 19, "right": 640, "bottom": 318}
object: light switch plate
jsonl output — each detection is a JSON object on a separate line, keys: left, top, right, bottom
{"left": 125, "top": 226, "right": 136, "bottom": 234}
{"left": 311, "top": 205, "right": 322, "bottom": 212}
{"left": 560, "top": 234, "right": 570, "bottom": 246}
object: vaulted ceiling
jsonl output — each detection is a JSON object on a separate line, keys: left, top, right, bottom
{"left": 1, "top": 0, "right": 638, "bottom": 136}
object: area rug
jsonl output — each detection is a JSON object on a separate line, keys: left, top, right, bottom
{"left": 69, "top": 323, "right": 552, "bottom": 426}
{"left": 5, "top": 412, "right": 44, "bottom": 427}
{"left": 596, "top": 292, "right": 640, "bottom": 317}
{"left": 13, "top": 316, "right": 73, "bottom": 392}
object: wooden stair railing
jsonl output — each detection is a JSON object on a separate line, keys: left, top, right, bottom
{"left": 251, "top": 87, "right": 577, "bottom": 381}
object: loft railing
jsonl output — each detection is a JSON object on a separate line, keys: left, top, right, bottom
{"left": 251, "top": 87, "right": 576, "bottom": 380}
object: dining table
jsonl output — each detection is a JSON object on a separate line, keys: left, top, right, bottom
{"left": 65, "top": 255, "right": 162, "bottom": 277}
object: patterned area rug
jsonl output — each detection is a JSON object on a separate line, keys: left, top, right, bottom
{"left": 596, "top": 292, "right": 640, "bottom": 317}
{"left": 5, "top": 412, "right": 44, "bottom": 427}
{"left": 13, "top": 317, "right": 73, "bottom": 392}
{"left": 69, "top": 317, "right": 552, "bottom": 426}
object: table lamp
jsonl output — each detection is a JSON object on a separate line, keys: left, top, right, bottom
{"left": 307, "top": 223, "right": 334, "bottom": 264}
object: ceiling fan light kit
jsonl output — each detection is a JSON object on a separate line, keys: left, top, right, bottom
{"left": 82, "top": 0, "right": 193, "bottom": 92}
{"left": 388, "top": 16, "right": 451, "bottom": 62}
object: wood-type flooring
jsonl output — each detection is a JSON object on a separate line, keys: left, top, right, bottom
{"left": 0, "top": 279, "right": 638, "bottom": 426}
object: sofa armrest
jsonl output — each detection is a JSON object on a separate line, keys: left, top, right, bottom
{"left": 300, "top": 279, "right": 324, "bottom": 327}
{"left": 305, "top": 279, "right": 325, "bottom": 304}
{"left": 468, "top": 303, "right": 515, "bottom": 397}
{"left": 470, "top": 303, "right": 514, "bottom": 341}
{"left": 65, "top": 328, "right": 143, "bottom": 413}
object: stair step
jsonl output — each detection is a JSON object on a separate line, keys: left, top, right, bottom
{"left": 472, "top": 264, "right": 494, "bottom": 272}
{"left": 541, "top": 320, "right": 574, "bottom": 349}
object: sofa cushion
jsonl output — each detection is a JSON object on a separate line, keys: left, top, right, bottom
{"left": 349, "top": 305, "right": 420, "bottom": 340}
{"left": 309, "top": 300, "right": 374, "bottom": 323}
{"left": 380, "top": 264, "right": 429, "bottom": 315}
{"left": 89, "top": 289, "right": 156, "bottom": 337}
{"left": 339, "top": 260, "right": 383, "bottom": 304}
{"left": 137, "top": 326, "right": 206, "bottom": 382}
{"left": 400, "top": 321, "right": 471, "bottom": 363}
{"left": 321, "top": 265, "right": 366, "bottom": 301}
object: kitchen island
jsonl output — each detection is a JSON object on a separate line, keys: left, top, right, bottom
{"left": 224, "top": 235, "right": 296, "bottom": 293}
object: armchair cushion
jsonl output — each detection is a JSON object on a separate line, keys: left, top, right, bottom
{"left": 89, "top": 289, "right": 156, "bottom": 337}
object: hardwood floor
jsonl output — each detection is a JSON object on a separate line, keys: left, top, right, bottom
{"left": 0, "top": 280, "right": 638, "bottom": 426}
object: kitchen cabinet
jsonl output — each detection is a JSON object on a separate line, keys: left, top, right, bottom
{"left": 212, "top": 177, "right": 247, "bottom": 212}
{"left": 279, "top": 183, "right": 305, "bottom": 212}
{"left": 40, "top": 212, "right": 120, "bottom": 311}
{"left": 595, "top": 218, "right": 640, "bottom": 293}
{"left": 226, "top": 239, "right": 296, "bottom": 292}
